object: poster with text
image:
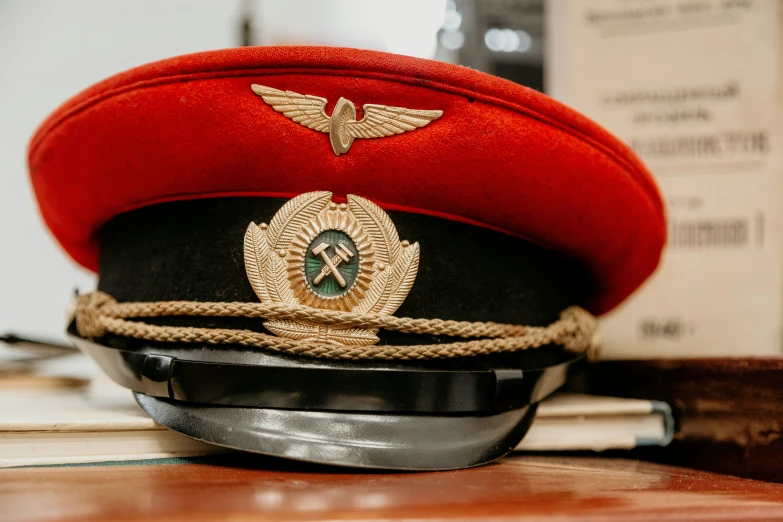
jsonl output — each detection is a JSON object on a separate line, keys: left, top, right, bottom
{"left": 547, "top": 0, "right": 782, "bottom": 358}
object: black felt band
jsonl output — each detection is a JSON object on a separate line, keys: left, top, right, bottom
{"left": 98, "top": 197, "right": 590, "bottom": 322}
{"left": 97, "top": 197, "right": 592, "bottom": 368}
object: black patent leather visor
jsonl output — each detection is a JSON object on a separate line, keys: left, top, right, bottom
{"left": 69, "top": 333, "right": 581, "bottom": 469}
{"left": 71, "top": 334, "right": 579, "bottom": 414}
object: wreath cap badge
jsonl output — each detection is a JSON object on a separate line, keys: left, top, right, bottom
{"left": 244, "top": 191, "right": 420, "bottom": 346}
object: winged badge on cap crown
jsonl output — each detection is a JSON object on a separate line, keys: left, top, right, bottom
{"left": 251, "top": 84, "right": 443, "bottom": 156}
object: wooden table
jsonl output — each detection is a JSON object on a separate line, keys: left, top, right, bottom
{"left": 2, "top": 455, "right": 783, "bottom": 521}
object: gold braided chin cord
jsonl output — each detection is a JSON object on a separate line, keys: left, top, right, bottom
{"left": 73, "top": 292, "right": 600, "bottom": 361}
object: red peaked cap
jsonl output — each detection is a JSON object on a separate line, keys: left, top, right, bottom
{"left": 28, "top": 46, "right": 665, "bottom": 315}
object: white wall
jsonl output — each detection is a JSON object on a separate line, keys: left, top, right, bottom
{"left": 0, "top": 0, "right": 243, "bottom": 340}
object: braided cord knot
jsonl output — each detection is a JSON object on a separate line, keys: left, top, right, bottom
{"left": 74, "top": 291, "right": 117, "bottom": 339}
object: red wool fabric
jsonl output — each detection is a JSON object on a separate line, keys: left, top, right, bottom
{"left": 28, "top": 46, "right": 665, "bottom": 315}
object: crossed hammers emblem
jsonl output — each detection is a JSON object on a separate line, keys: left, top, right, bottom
{"left": 311, "top": 242, "right": 356, "bottom": 287}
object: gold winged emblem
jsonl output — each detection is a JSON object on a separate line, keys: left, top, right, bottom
{"left": 251, "top": 84, "right": 443, "bottom": 156}
{"left": 244, "top": 191, "right": 420, "bottom": 345}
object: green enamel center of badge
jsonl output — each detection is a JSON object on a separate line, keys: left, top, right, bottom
{"left": 305, "top": 230, "right": 360, "bottom": 298}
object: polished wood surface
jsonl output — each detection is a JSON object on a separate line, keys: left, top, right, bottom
{"left": 3, "top": 455, "right": 783, "bottom": 521}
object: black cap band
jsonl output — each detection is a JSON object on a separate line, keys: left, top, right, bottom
{"left": 98, "top": 197, "right": 591, "bottom": 325}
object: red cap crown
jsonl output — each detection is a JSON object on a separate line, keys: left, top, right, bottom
{"left": 28, "top": 46, "right": 665, "bottom": 314}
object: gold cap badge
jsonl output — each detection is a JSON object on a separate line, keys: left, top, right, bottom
{"left": 251, "top": 84, "right": 443, "bottom": 156}
{"left": 244, "top": 192, "right": 420, "bottom": 345}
